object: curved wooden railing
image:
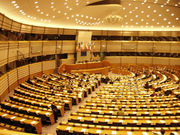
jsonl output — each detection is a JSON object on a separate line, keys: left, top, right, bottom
{"left": 0, "top": 60, "right": 56, "bottom": 101}
{"left": 58, "top": 60, "right": 111, "bottom": 75}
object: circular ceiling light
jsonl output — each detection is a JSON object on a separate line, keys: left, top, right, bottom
{"left": 105, "top": 15, "right": 123, "bottom": 24}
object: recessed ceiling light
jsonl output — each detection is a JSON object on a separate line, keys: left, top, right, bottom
{"left": 34, "top": 1, "right": 38, "bottom": 4}
{"left": 11, "top": 1, "right": 16, "bottom": 4}
{"left": 166, "top": 9, "right": 169, "bottom": 12}
{"left": 176, "top": 18, "right": 179, "bottom": 20}
{"left": 159, "top": 14, "right": 162, "bottom": 16}
{"left": 141, "top": 11, "right": 144, "bottom": 13}
{"left": 171, "top": 13, "right": 174, "bottom": 16}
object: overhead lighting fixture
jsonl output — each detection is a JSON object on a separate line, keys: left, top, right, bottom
{"left": 105, "top": 15, "right": 122, "bottom": 24}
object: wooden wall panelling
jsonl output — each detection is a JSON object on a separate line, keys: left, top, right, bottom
{"left": 31, "top": 26, "right": 45, "bottom": 34}
{"left": 43, "top": 60, "right": 56, "bottom": 71}
{"left": 61, "top": 59, "right": 74, "bottom": 64}
{"left": 0, "top": 74, "right": 8, "bottom": 101}
{"left": 56, "top": 41, "right": 62, "bottom": 54}
{"left": 42, "top": 41, "right": 56, "bottom": 55}
{"left": 17, "top": 65, "right": 29, "bottom": 83}
{"left": 44, "top": 28, "right": 58, "bottom": 34}
{"left": 1, "top": 17, "right": 12, "bottom": 30}
{"left": 170, "top": 42, "right": 180, "bottom": 53}
{"left": 107, "top": 31, "right": 123, "bottom": 36}
{"left": 169, "top": 58, "right": 180, "bottom": 65}
{"left": 62, "top": 41, "right": 75, "bottom": 53}
{"left": 121, "top": 56, "right": 137, "bottom": 64}
{"left": 43, "top": 60, "right": 56, "bottom": 74}
{"left": 11, "top": 21, "right": 21, "bottom": 32}
{"left": 154, "top": 42, "right": 171, "bottom": 53}
{"left": 93, "top": 41, "right": 101, "bottom": 52}
{"left": 0, "top": 14, "right": 3, "bottom": 28}
{"left": 8, "top": 69, "right": 18, "bottom": 92}
{"left": 152, "top": 57, "right": 170, "bottom": 65}
{"left": 30, "top": 41, "right": 42, "bottom": 57}
{"left": 63, "top": 29, "right": 76, "bottom": 35}
{"left": 20, "top": 24, "right": 32, "bottom": 33}
{"left": 18, "top": 41, "right": 30, "bottom": 58}
{"left": 154, "top": 31, "right": 172, "bottom": 37}
{"left": 29, "top": 62, "right": 42, "bottom": 78}
{"left": 104, "top": 56, "right": 121, "bottom": 64}
{"left": 138, "top": 31, "right": 154, "bottom": 36}
{"left": 8, "top": 41, "right": 18, "bottom": 63}
{"left": 137, "top": 42, "right": 153, "bottom": 52}
{"left": 136, "top": 57, "right": 152, "bottom": 64}
{"left": 121, "top": 41, "right": 137, "bottom": 52}
{"left": 106, "top": 41, "right": 121, "bottom": 52}
{"left": 91, "top": 30, "right": 102, "bottom": 36}
{"left": 0, "top": 42, "right": 8, "bottom": 67}
{"left": 57, "top": 28, "right": 63, "bottom": 35}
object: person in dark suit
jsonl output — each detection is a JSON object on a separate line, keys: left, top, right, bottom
{"left": 51, "top": 102, "right": 58, "bottom": 122}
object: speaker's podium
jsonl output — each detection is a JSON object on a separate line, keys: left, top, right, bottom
{"left": 76, "top": 50, "right": 91, "bottom": 63}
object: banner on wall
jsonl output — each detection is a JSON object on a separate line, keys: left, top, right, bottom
{"left": 76, "top": 31, "right": 93, "bottom": 52}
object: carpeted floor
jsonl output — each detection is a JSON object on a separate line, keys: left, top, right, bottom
{"left": 41, "top": 83, "right": 104, "bottom": 135}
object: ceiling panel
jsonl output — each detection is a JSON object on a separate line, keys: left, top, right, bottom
{"left": 0, "top": 0, "right": 179, "bottom": 31}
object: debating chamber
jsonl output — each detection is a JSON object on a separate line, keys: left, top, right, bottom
{"left": 0, "top": 0, "right": 180, "bottom": 135}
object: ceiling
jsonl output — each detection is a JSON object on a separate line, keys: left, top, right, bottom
{"left": 0, "top": 0, "right": 180, "bottom": 31}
